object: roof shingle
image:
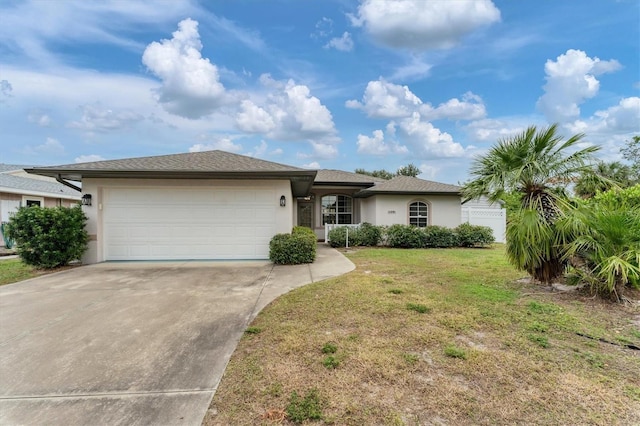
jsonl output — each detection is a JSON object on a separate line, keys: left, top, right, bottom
{"left": 356, "top": 175, "right": 460, "bottom": 197}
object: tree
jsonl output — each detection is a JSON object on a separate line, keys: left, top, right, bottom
{"left": 621, "top": 135, "right": 640, "bottom": 179}
{"left": 574, "top": 161, "right": 634, "bottom": 198}
{"left": 462, "top": 124, "right": 599, "bottom": 283}
{"left": 354, "top": 168, "right": 394, "bottom": 180}
{"left": 355, "top": 163, "right": 421, "bottom": 179}
{"left": 396, "top": 163, "right": 421, "bottom": 177}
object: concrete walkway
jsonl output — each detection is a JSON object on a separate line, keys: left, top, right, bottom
{"left": 0, "top": 244, "right": 354, "bottom": 426}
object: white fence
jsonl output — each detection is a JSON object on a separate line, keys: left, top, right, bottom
{"left": 324, "top": 223, "right": 361, "bottom": 244}
{"left": 461, "top": 205, "right": 506, "bottom": 243}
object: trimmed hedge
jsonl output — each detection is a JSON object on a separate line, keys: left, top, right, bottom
{"left": 328, "top": 222, "right": 382, "bottom": 248}
{"left": 5, "top": 205, "right": 88, "bottom": 268}
{"left": 455, "top": 223, "right": 495, "bottom": 247}
{"left": 269, "top": 226, "right": 317, "bottom": 264}
{"left": 329, "top": 223, "right": 495, "bottom": 249}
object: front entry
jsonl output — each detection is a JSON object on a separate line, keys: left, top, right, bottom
{"left": 297, "top": 201, "right": 313, "bottom": 229}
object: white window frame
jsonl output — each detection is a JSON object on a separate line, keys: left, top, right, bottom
{"left": 321, "top": 194, "right": 353, "bottom": 225}
{"left": 408, "top": 200, "right": 429, "bottom": 227}
{"left": 22, "top": 196, "right": 44, "bottom": 208}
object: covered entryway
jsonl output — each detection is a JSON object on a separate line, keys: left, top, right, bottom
{"left": 103, "top": 186, "right": 277, "bottom": 260}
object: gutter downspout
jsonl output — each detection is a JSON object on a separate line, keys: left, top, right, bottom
{"left": 56, "top": 174, "right": 82, "bottom": 192}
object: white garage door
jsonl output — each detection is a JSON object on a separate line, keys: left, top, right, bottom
{"left": 103, "top": 187, "right": 277, "bottom": 260}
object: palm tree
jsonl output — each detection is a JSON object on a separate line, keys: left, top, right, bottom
{"left": 574, "top": 161, "right": 633, "bottom": 198}
{"left": 462, "top": 124, "right": 599, "bottom": 283}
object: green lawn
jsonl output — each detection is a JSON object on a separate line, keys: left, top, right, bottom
{"left": 0, "top": 258, "right": 37, "bottom": 286}
{"left": 205, "top": 246, "right": 640, "bottom": 425}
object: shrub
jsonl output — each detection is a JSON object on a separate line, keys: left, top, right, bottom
{"left": 327, "top": 226, "right": 360, "bottom": 248}
{"left": 358, "top": 222, "right": 382, "bottom": 246}
{"left": 5, "top": 205, "right": 88, "bottom": 268}
{"left": 385, "top": 224, "right": 425, "bottom": 248}
{"left": 423, "top": 225, "right": 458, "bottom": 248}
{"left": 269, "top": 228, "right": 316, "bottom": 264}
{"left": 455, "top": 223, "right": 495, "bottom": 247}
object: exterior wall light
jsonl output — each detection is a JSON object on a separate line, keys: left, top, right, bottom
{"left": 279, "top": 195, "right": 286, "bottom": 207}
{"left": 81, "top": 194, "right": 92, "bottom": 206}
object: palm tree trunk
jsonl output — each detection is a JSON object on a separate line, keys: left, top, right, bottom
{"left": 530, "top": 256, "right": 564, "bottom": 283}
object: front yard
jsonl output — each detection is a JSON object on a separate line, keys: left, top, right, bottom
{"left": 206, "top": 246, "right": 640, "bottom": 425}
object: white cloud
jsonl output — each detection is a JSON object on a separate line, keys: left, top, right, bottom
{"left": 465, "top": 118, "right": 532, "bottom": 142}
{"left": 28, "top": 110, "right": 52, "bottom": 127}
{"left": 68, "top": 104, "right": 144, "bottom": 132}
{"left": 189, "top": 135, "right": 243, "bottom": 153}
{"left": 348, "top": 79, "right": 486, "bottom": 121}
{"left": 301, "top": 161, "right": 321, "bottom": 169}
{"left": 346, "top": 79, "right": 422, "bottom": 118}
{"left": 398, "top": 112, "right": 466, "bottom": 158}
{"left": 24, "top": 137, "right": 65, "bottom": 156}
{"left": 422, "top": 92, "right": 486, "bottom": 121}
{"left": 235, "top": 75, "right": 338, "bottom": 142}
{"left": 356, "top": 129, "right": 408, "bottom": 155}
{"left": 245, "top": 140, "right": 268, "bottom": 157}
{"left": 75, "top": 154, "right": 106, "bottom": 163}
{"left": 352, "top": 0, "right": 500, "bottom": 50}
{"left": 312, "top": 17, "right": 334, "bottom": 39}
{"left": 388, "top": 56, "right": 432, "bottom": 81}
{"left": 300, "top": 142, "right": 339, "bottom": 160}
{"left": 536, "top": 49, "right": 621, "bottom": 123}
{"left": 142, "top": 18, "right": 232, "bottom": 119}
{"left": 324, "top": 32, "right": 354, "bottom": 52}
{"left": 566, "top": 97, "right": 640, "bottom": 135}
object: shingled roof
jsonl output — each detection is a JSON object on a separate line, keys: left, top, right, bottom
{"left": 26, "top": 150, "right": 317, "bottom": 197}
{"left": 314, "top": 169, "right": 386, "bottom": 186}
{"left": 355, "top": 175, "right": 460, "bottom": 197}
{"left": 0, "top": 174, "right": 80, "bottom": 199}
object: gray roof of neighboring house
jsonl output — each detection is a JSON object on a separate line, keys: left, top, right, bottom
{"left": 0, "top": 164, "right": 37, "bottom": 173}
{"left": 355, "top": 175, "right": 460, "bottom": 197}
{"left": 0, "top": 173, "right": 80, "bottom": 199}
{"left": 314, "top": 169, "right": 386, "bottom": 186}
{"left": 26, "top": 150, "right": 317, "bottom": 197}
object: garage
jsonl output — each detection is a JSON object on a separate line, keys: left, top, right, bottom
{"left": 103, "top": 186, "right": 277, "bottom": 260}
{"left": 25, "top": 150, "right": 317, "bottom": 264}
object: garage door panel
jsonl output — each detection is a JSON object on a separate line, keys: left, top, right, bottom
{"left": 103, "top": 187, "right": 278, "bottom": 260}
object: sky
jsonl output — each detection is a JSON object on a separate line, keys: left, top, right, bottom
{"left": 1, "top": 0, "right": 639, "bottom": 184}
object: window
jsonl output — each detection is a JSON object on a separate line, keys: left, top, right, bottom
{"left": 322, "top": 195, "right": 353, "bottom": 225}
{"left": 22, "top": 196, "right": 43, "bottom": 208}
{"left": 409, "top": 201, "right": 428, "bottom": 227}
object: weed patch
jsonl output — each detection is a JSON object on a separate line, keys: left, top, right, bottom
{"left": 444, "top": 345, "right": 467, "bottom": 359}
{"left": 244, "top": 326, "right": 262, "bottom": 335}
{"left": 286, "top": 389, "right": 324, "bottom": 423}
{"left": 321, "top": 342, "right": 338, "bottom": 354}
{"left": 407, "top": 302, "right": 430, "bottom": 313}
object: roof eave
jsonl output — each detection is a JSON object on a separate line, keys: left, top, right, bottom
{"left": 355, "top": 190, "right": 461, "bottom": 198}
{"left": 25, "top": 168, "right": 317, "bottom": 197}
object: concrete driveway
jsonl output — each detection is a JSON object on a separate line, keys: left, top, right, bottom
{"left": 0, "top": 245, "right": 354, "bottom": 425}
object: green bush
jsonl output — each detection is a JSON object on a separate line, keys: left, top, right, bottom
{"left": 269, "top": 228, "right": 316, "bottom": 264}
{"left": 384, "top": 224, "right": 425, "bottom": 248}
{"left": 358, "top": 222, "right": 382, "bottom": 246}
{"left": 455, "top": 223, "right": 495, "bottom": 247}
{"left": 423, "top": 225, "right": 458, "bottom": 248}
{"left": 5, "top": 205, "right": 88, "bottom": 268}
{"left": 327, "top": 226, "right": 361, "bottom": 247}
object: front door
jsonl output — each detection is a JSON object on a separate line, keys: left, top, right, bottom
{"left": 297, "top": 202, "right": 313, "bottom": 229}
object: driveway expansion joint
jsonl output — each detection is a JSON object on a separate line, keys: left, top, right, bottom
{"left": 0, "top": 388, "right": 216, "bottom": 401}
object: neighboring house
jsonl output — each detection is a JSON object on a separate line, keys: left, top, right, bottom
{"left": 26, "top": 151, "right": 504, "bottom": 263}
{"left": 0, "top": 164, "right": 81, "bottom": 247}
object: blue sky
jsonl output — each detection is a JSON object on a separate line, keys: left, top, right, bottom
{"left": 1, "top": 0, "right": 638, "bottom": 184}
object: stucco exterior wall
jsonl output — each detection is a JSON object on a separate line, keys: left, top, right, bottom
{"left": 365, "top": 194, "right": 461, "bottom": 228}
{"left": 80, "top": 178, "right": 293, "bottom": 264}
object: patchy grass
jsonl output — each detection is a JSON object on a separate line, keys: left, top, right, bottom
{"left": 0, "top": 258, "right": 36, "bottom": 285}
{"left": 0, "top": 258, "right": 75, "bottom": 286}
{"left": 205, "top": 247, "right": 640, "bottom": 425}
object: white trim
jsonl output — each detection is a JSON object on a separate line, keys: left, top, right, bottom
{"left": 21, "top": 195, "right": 44, "bottom": 207}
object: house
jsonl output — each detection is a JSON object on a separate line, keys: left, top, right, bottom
{"left": 1, "top": 164, "right": 81, "bottom": 247}
{"left": 25, "top": 150, "right": 504, "bottom": 263}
